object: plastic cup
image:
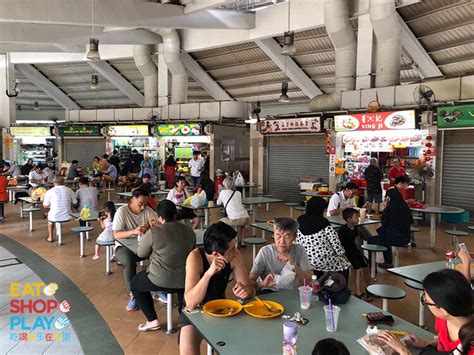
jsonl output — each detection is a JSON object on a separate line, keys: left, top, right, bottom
{"left": 359, "top": 208, "right": 366, "bottom": 220}
{"left": 298, "top": 286, "right": 312, "bottom": 310}
{"left": 208, "top": 201, "right": 214, "bottom": 207}
{"left": 323, "top": 305, "right": 340, "bottom": 332}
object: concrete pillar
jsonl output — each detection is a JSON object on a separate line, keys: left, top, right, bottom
{"left": 356, "top": 13, "right": 374, "bottom": 90}
{"left": 249, "top": 124, "right": 264, "bottom": 192}
{"left": 0, "top": 53, "right": 16, "bottom": 158}
{"left": 158, "top": 44, "right": 170, "bottom": 107}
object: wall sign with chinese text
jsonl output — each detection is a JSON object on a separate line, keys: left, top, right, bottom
{"left": 105, "top": 125, "right": 149, "bottom": 137}
{"left": 57, "top": 126, "right": 102, "bottom": 137}
{"left": 259, "top": 117, "right": 322, "bottom": 134}
{"left": 334, "top": 110, "right": 416, "bottom": 132}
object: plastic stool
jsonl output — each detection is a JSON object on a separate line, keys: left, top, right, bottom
{"left": 361, "top": 244, "right": 387, "bottom": 280}
{"left": 104, "top": 188, "right": 114, "bottom": 201}
{"left": 164, "top": 290, "right": 184, "bottom": 335}
{"left": 51, "top": 219, "right": 70, "bottom": 246}
{"left": 71, "top": 226, "right": 94, "bottom": 257}
{"left": 96, "top": 240, "right": 115, "bottom": 274}
{"left": 243, "top": 237, "right": 266, "bottom": 260}
{"left": 391, "top": 244, "right": 411, "bottom": 267}
{"left": 22, "top": 207, "right": 40, "bottom": 232}
{"left": 404, "top": 279, "right": 427, "bottom": 329}
{"left": 367, "top": 284, "right": 406, "bottom": 311}
{"left": 285, "top": 202, "right": 300, "bottom": 218}
{"left": 445, "top": 229, "right": 469, "bottom": 249}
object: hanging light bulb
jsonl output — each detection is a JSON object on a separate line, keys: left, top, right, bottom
{"left": 278, "top": 82, "right": 290, "bottom": 103}
{"left": 87, "top": 38, "right": 101, "bottom": 60}
{"left": 90, "top": 74, "right": 99, "bottom": 89}
{"left": 33, "top": 101, "right": 40, "bottom": 111}
{"left": 281, "top": 31, "right": 296, "bottom": 56}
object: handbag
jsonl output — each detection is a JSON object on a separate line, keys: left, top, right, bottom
{"left": 223, "top": 191, "right": 236, "bottom": 218}
{"left": 317, "top": 272, "right": 351, "bottom": 304}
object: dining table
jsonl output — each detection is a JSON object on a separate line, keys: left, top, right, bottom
{"left": 387, "top": 261, "right": 446, "bottom": 283}
{"left": 18, "top": 197, "right": 43, "bottom": 219}
{"left": 241, "top": 196, "right": 283, "bottom": 222}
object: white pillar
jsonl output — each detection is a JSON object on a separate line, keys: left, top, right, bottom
{"left": 158, "top": 44, "right": 170, "bottom": 107}
{"left": 356, "top": 13, "right": 374, "bottom": 90}
{"left": 0, "top": 54, "right": 16, "bottom": 158}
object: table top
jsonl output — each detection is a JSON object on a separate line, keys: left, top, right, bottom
{"left": 243, "top": 183, "right": 259, "bottom": 188}
{"left": 184, "top": 289, "right": 434, "bottom": 355}
{"left": 250, "top": 222, "right": 274, "bottom": 233}
{"left": 18, "top": 197, "right": 43, "bottom": 204}
{"left": 361, "top": 244, "right": 387, "bottom": 252}
{"left": 387, "top": 261, "right": 445, "bottom": 283}
{"left": 326, "top": 215, "right": 381, "bottom": 226}
{"left": 242, "top": 197, "right": 283, "bottom": 205}
{"left": 116, "top": 190, "right": 169, "bottom": 197}
{"left": 70, "top": 211, "right": 99, "bottom": 222}
{"left": 300, "top": 191, "right": 333, "bottom": 197}
{"left": 7, "top": 185, "right": 29, "bottom": 190}
{"left": 181, "top": 204, "right": 220, "bottom": 211}
{"left": 410, "top": 204, "right": 465, "bottom": 214}
{"left": 116, "top": 229, "right": 204, "bottom": 254}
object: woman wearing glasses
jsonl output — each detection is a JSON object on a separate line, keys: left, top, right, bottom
{"left": 378, "top": 269, "right": 473, "bottom": 355}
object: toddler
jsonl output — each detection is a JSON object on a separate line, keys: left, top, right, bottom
{"left": 93, "top": 201, "right": 116, "bottom": 260}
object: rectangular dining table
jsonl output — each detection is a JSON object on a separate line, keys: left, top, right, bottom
{"left": 241, "top": 197, "right": 283, "bottom": 222}
{"left": 387, "top": 261, "right": 446, "bottom": 283}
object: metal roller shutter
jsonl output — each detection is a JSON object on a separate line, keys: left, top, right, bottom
{"left": 63, "top": 138, "right": 107, "bottom": 167}
{"left": 441, "top": 130, "right": 474, "bottom": 216}
{"left": 267, "top": 135, "right": 328, "bottom": 201}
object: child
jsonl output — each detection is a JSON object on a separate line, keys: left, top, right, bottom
{"left": 93, "top": 202, "right": 116, "bottom": 260}
{"left": 312, "top": 338, "right": 349, "bottom": 355}
{"left": 338, "top": 208, "right": 372, "bottom": 301}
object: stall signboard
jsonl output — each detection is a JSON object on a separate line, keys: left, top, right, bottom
{"left": 157, "top": 123, "right": 202, "bottom": 136}
{"left": 342, "top": 130, "right": 425, "bottom": 153}
{"left": 58, "top": 125, "right": 102, "bottom": 137}
{"left": 259, "top": 117, "right": 322, "bottom": 134}
{"left": 334, "top": 110, "right": 416, "bottom": 132}
{"left": 105, "top": 125, "right": 149, "bottom": 136}
{"left": 437, "top": 105, "right": 474, "bottom": 129}
{"left": 9, "top": 126, "right": 52, "bottom": 137}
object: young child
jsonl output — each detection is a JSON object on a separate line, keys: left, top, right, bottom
{"left": 338, "top": 208, "right": 372, "bottom": 301}
{"left": 93, "top": 201, "right": 116, "bottom": 260}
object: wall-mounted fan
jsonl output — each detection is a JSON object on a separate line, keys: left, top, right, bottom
{"left": 413, "top": 85, "right": 435, "bottom": 110}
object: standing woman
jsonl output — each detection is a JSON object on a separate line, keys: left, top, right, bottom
{"left": 164, "top": 155, "right": 178, "bottom": 189}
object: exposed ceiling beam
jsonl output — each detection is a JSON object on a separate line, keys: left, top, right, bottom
{"left": 185, "top": 0, "right": 232, "bottom": 14}
{"left": 180, "top": 52, "right": 233, "bottom": 101}
{"left": 0, "top": 43, "right": 85, "bottom": 53}
{"left": 405, "top": 0, "right": 471, "bottom": 23}
{"left": 88, "top": 61, "right": 144, "bottom": 107}
{"left": 255, "top": 38, "right": 323, "bottom": 98}
{"left": 398, "top": 14, "right": 443, "bottom": 79}
{"left": 15, "top": 64, "right": 80, "bottom": 110}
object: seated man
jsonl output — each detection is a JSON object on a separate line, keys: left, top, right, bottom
{"left": 180, "top": 222, "right": 255, "bottom": 355}
{"left": 250, "top": 217, "right": 313, "bottom": 291}
{"left": 327, "top": 182, "right": 359, "bottom": 216}
{"left": 28, "top": 165, "right": 48, "bottom": 188}
{"left": 67, "top": 160, "right": 81, "bottom": 180}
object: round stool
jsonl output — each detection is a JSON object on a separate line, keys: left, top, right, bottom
{"left": 468, "top": 226, "right": 474, "bottom": 231}
{"left": 71, "top": 226, "right": 94, "bottom": 257}
{"left": 444, "top": 229, "right": 469, "bottom": 248}
{"left": 255, "top": 219, "right": 267, "bottom": 223}
{"left": 243, "top": 237, "right": 266, "bottom": 261}
{"left": 22, "top": 207, "right": 40, "bottom": 232}
{"left": 404, "top": 279, "right": 427, "bottom": 329}
{"left": 361, "top": 244, "right": 387, "bottom": 280}
{"left": 367, "top": 284, "right": 406, "bottom": 311}
{"left": 285, "top": 202, "right": 300, "bottom": 218}
{"left": 50, "top": 219, "right": 70, "bottom": 246}
{"left": 95, "top": 240, "right": 116, "bottom": 275}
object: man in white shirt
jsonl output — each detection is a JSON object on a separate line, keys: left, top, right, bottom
{"left": 188, "top": 151, "right": 204, "bottom": 187}
{"left": 327, "top": 182, "right": 359, "bottom": 216}
{"left": 43, "top": 176, "right": 77, "bottom": 242}
{"left": 28, "top": 165, "right": 47, "bottom": 187}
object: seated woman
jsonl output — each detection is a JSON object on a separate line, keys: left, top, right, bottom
{"left": 378, "top": 269, "right": 473, "bottom": 355}
{"left": 167, "top": 176, "right": 200, "bottom": 229}
{"left": 130, "top": 200, "right": 196, "bottom": 331}
{"left": 179, "top": 222, "right": 255, "bottom": 355}
{"left": 296, "top": 197, "right": 351, "bottom": 282}
{"left": 217, "top": 177, "right": 249, "bottom": 248}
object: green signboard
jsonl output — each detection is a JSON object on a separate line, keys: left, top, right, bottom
{"left": 157, "top": 123, "right": 202, "bottom": 136}
{"left": 58, "top": 125, "right": 102, "bottom": 137}
{"left": 437, "top": 105, "right": 474, "bottom": 129}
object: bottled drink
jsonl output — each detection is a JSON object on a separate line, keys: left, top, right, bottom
{"left": 79, "top": 204, "right": 91, "bottom": 220}
{"left": 310, "top": 275, "right": 320, "bottom": 302}
{"left": 282, "top": 322, "right": 297, "bottom": 355}
{"left": 445, "top": 250, "right": 456, "bottom": 269}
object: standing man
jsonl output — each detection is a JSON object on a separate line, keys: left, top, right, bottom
{"left": 127, "top": 149, "right": 144, "bottom": 175}
{"left": 113, "top": 189, "right": 158, "bottom": 311}
{"left": 28, "top": 165, "right": 48, "bottom": 187}
{"left": 109, "top": 150, "right": 121, "bottom": 172}
{"left": 327, "top": 182, "right": 359, "bottom": 217}
{"left": 388, "top": 158, "right": 406, "bottom": 185}
{"left": 364, "top": 158, "right": 383, "bottom": 218}
{"left": 188, "top": 151, "right": 204, "bottom": 187}
{"left": 43, "top": 176, "right": 77, "bottom": 243}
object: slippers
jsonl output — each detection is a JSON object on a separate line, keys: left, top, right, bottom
{"left": 356, "top": 293, "right": 373, "bottom": 302}
{"left": 45, "top": 237, "right": 55, "bottom": 243}
{"left": 138, "top": 323, "right": 161, "bottom": 332}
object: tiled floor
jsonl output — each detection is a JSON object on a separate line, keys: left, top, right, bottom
{"left": 0, "top": 191, "right": 468, "bottom": 354}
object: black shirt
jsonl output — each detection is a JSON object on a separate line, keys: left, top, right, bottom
{"left": 338, "top": 224, "right": 359, "bottom": 256}
{"left": 363, "top": 165, "right": 383, "bottom": 193}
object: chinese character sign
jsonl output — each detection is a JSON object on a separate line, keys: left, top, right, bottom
{"left": 259, "top": 117, "right": 322, "bottom": 134}
{"left": 334, "top": 111, "right": 416, "bottom": 132}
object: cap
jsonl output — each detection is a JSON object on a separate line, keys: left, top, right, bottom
{"left": 283, "top": 322, "right": 297, "bottom": 337}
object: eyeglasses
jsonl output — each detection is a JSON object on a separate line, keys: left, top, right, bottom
{"left": 420, "top": 292, "right": 438, "bottom": 307}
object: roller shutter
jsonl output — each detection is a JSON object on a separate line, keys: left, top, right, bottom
{"left": 441, "top": 130, "right": 474, "bottom": 216}
{"left": 267, "top": 135, "right": 328, "bottom": 201}
{"left": 63, "top": 138, "right": 107, "bottom": 167}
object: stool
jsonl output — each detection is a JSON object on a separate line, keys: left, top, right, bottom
{"left": 404, "top": 279, "right": 427, "bottom": 329}
{"left": 285, "top": 202, "right": 300, "bottom": 218}
{"left": 243, "top": 237, "right": 267, "bottom": 260}
{"left": 413, "top": 215, "right": 423, "bottom": 226}
{"left": 96, "top": 240, "right": 115, "bottom": 274}
{"left": 22, "top": 207, "right": 40, "bottom": 232}
{"left": 104, "top": 188, "right": 114, "bottom": 201}
{"left": 391, "top": 244, "right": 411, "bottom": 267}
{"left": 361, "top": 244, "right": 387, "bottom": 280}
{"left": 367, "top": 284, "right": 406, "bottom": 311}
{"left": 51, "top": 220, "right": 70, "bottom": 246}
{"left": 71, "top": 226, "right": 94, "bottom": 257}
{"left": 262, "top": 195, "right": 274, "bottom": 211}
{"left": 410, "top": 226, "right": 421, "bottom": 248}
{"left": 164, "top": 290, "right": 184, "bottom": 335}
{"left": 468, "top": 226, "right": 474, "bottom": 231}
{"left": 444, "top": 229, "right": 469, "bottom": 249}
{"left": 255, "top": 219, "right": 267, "bottom": 223}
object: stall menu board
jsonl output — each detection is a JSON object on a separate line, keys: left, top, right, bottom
{"left": 334, "top": 110, "right": 416, "bottom": 132}
{"left": 259, "top": 117, "right": 322, "bottom": 134}
{"left": 342, "top": 130, "right": 426, "bottom": 153}
{"left": 58, "top": 125, "right": 101, "bottom": 137}
{"left": 157, "top": 123, "right": 202, "bottom": 136}
{"left": 175, "top": 146, "right": 193, "bottom": 159}
{"left": 437, "top": 105, "right": 474, "bottom": 129}
{"left": 9, "top": 126, "right": 52, "bottom": 136}
{"left": 106, "top": 125, "right": 149, "bottom": 136}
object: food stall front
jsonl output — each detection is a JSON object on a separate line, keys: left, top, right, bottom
{"left": 105, "top": 125, "right": 158, "bottom": 163}
{"left": 9, "top": 126, "right": 56, "bottom": 167}
{"left": 58, "top": 125, "right": 106, "bottom": 166}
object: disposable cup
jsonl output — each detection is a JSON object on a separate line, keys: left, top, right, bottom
{"left": 323, "top": 305, "right": 340, "bottom": 332}
{"left": 208, "top": 201, "right": 214, "bottom": 207}
{"left": 298, "top": 286, "right": 312, "bottom": 310}
{"left": 359, "top": 208, "right": 366, "bottom": 220}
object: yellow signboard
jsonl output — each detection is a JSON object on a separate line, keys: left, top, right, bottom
{"left": 106, "top": 125, "right": 149, "bottom": 137}
{"left": 10, "top": 126, "right": 52, "bottom": 136}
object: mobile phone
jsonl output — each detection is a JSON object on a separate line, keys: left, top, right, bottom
{"left": 459, "top": 243, "right": 468, "bottom": 253}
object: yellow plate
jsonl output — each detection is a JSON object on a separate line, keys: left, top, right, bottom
{"left": 267, "top": 220, "right": 275, "bottom": 225}
{"left": 244, "top": 300, "right": 284, "bottom": 319}
{"left": 203, "top": 299, "right": 242, "bottom": 317}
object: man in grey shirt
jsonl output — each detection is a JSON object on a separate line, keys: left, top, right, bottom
{"left": 113, "top": 189, "right": 158, "bottom": 311}
{"left": 250, "top": 217, "right": 313, "bottom": 291}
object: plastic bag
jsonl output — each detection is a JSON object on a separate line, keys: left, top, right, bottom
{"left": 274, "top": 263, "right": 296, "bottom": 290}
{"left": 190, "top": 190, "right": 207, "bottom": 208}
{"left": 234, "top": 172, "right": 245, "bottom": 187}
{"left": 182, "top": 195, "right": 194, "bottom": 206}
{"left": 31, "top": 187, "right": 47, "bottom": 201}
{"left": 79, "top": 204, "right": 91, "bottom": 220}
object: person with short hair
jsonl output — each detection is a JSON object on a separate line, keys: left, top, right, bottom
{"left": 188, "top": 151, "right": 204, "bottom": 187}
{"left": 327, "top": 182, "right": 359, "bottom": 216}
{"left": 388, "top": 158, "right": 406, "bottom": 185}
{"left": 43, "top": 176, "right": 77, "bottom": 243}
{"left": 250, "top": 217, "right": 313, "bottom": 291}
{"left": 113, "top": 189, "right": 158, "bottom": 311}
{"left": 200, "top": 170, "right": 215, "bottom": 202}
{"left": 103, "top": 161, "right": 118, "bottom": 184}
{"left": 75, "top": 177, "right": 98, "bottom": 213}
{"left": 390, "top": 175, "right": 416, "bottom": 205}
{"left": 93, "top": 201, "right": 116, "bottom": 260}
{"left": 8, "top": 161, "right": 21, "bottom": 177}
{"left": 28, "top": 165, "right": 47, "bottom": 187}
{"left": 67, "top": 160, "right": 81, "bottom": 180}
{"left": 363, "top": 157, "right": 383, "bottom": 218}
{"left": 312, "top": 338, "right": 350, "bottom": 355}
{"left": 109, "top": 150, "right": 121, "bottom": 172}
{"left": 179, "top": 222, "right": 255, "bottom": 355}
{"left": 166, "top": 176, "right": 200, "bottom": 228}
{"left": 21, "top": 158, "right": 34, "bottom": 176}
{"left": 164, "top": 155, "right": 178, "bottom": 189}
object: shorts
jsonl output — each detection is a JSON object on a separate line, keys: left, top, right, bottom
{"left": 367, "top": 192, "right": 382, "bottom": 203}
{"left": 220, "top": 217, "right": 249, "bottom": 227}
{"left": 346, "top": 251, "right": 368, "bottom": 270}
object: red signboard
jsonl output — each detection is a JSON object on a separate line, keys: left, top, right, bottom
{"left": 334, "top": 110, "right": 416, "bottom": 132}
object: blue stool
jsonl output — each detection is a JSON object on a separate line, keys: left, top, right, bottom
{"left": 96, "top": 240, "right": 115, "bottom": 274}
{"left": 71, "top": 226, "right": 94, "bottom": 257}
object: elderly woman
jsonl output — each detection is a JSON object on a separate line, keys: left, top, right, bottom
{"left": 216, "top": 177, "right": 249, "bottom": 248}
{"left": 250, "top": 217, "right": 313, "bottom": 291}
{"left": 296, "top": 197, "right": 351, "bottom": 282}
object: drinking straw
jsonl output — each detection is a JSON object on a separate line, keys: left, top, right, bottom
{"left": 303, "top": 278, "right": 307, "bottom": 287}
{"left": 329, "top": 298, "right": 335, "bottom": 330}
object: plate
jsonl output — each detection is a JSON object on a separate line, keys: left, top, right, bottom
{"left": 267, "top": 220, "right": 275, "bottom": 225}
{"left": 384, "top": 111, "right": 414, "bottom": 129}
{"left": 340, "top": 116, "right": 359, "bottom": 131}
{"left": 244, "top": 300, "right": 284, "bottom": 319}
{"left": 203, "top": 299, "right": 242, "bottom": 317}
